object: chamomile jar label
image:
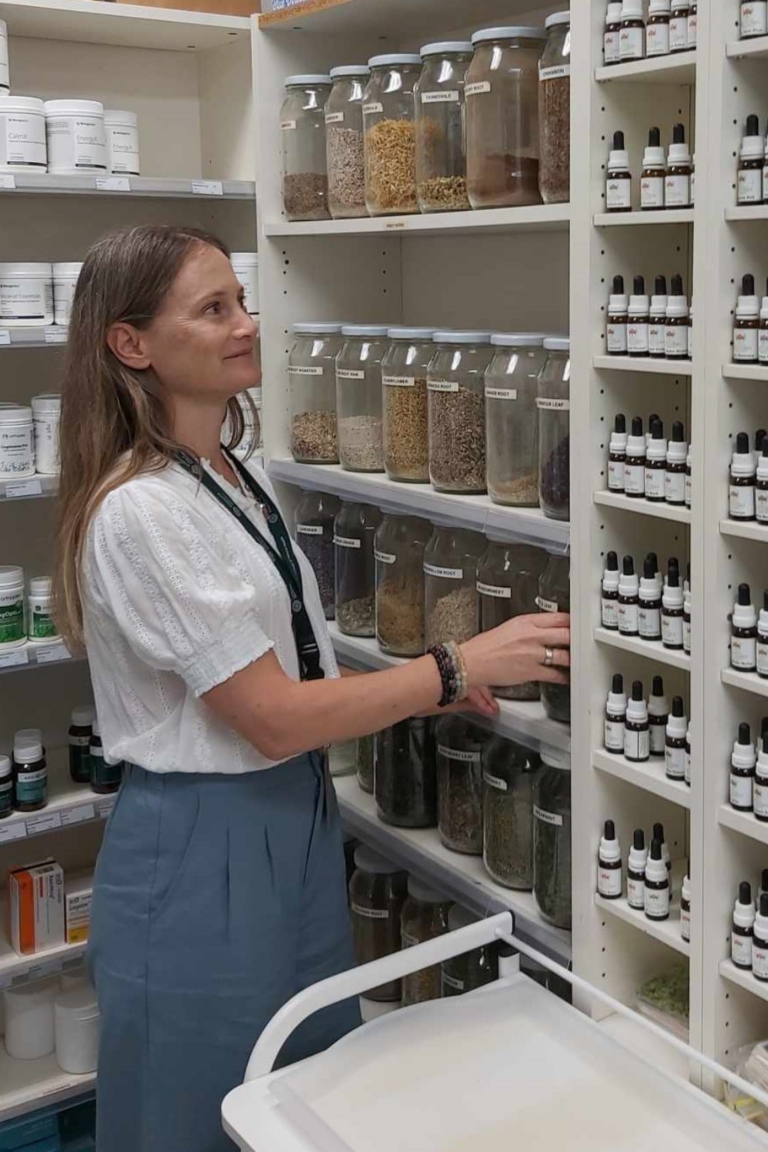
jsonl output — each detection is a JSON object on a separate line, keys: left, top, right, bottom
{"left": 421, "top": 90, "right": 460, "bottom": 103}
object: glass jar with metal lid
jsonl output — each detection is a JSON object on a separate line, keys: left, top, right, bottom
{"left": 289, "top": 322, "right": 343, "bottom": 464}
{"left": 476, "top": 538, "right": 547, "bottom": 700}
{"left": 538, "top": 12, "right": 571, "bottom": 204}
{"left": 485, "top": 333, "right": 547, "bottom": 506}
{"left": 374, "top": 510, "right": 432, "bottom": 657}
{"left": 280, "top": 75, "right": 332, "bottom": 221}
{"left": 538, "top": 553, "right": 570, "bottom": 724}
{"left": 363, "top": 54, "right": 422, "bottom": 216}
{"left": 533, "top": 747, "right": 571, "bottom": 929}
{"left": 424, "top": 522, "right": 484, "bottom": 648}
{"left": 381, "top": 327, "right": 435, "bottom": 483}
{"left": 414, "top": 42, "right": 473, "bottom": 214}
{"left": 465, "top": 27, "right": 546, "bottom": 209}
{"left": 400, "top": 878, "right": 453, "bottom": 1005}
{"left": 483, "top": 736, "right": 541, "bottom": 889}
{"left": 336, "top": 324, "right": 389, "bottom": 472}
{"left": 294, "top": 489, "right": 340, "bottom": 620}
{"left": 325, "top": 65, "right": 369, "bottom": 220}
{"left": 375, "top": 715, "right": 437, "bottom": 827}
{"left": 349, "top": 845, "right": 408, "bottom": 1002}
{"left": 441, "top": 904, "right": 499, "bottom": 996}
{"left": 537, "top": 336, "right": 570, "bottom": 521}
{"left": 427, "top": 331, "right": 493, "bottom": 494}
{"left": 334, "top": 500, "right": 382, "bottom": 637}
{"left": 436, "top": 713, "right": 490, "bottom": 854}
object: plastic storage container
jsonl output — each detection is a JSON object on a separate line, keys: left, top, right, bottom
{"left": 280, "top": 75, "right": 332, "bottom": 221}
{"left": 441, "top": 904, "right": 500, "bottom": 996}
{"left": 44, "top": 99, "right": 107, "bottom": 175}
{"left": 381, "top": 326, "right": 434, "bottom": 483}
{"left": 538, "top": 553, "right": 570, "bottom": 723}
{"left": 334, "top": 500, "right": 382, "bottom": 636}
{"left": 400, "top": 879, "right": 453, "bottom": 1005}
{"left": 0, "top": 565, "right": 25, "bottom": 647}
{"left": 336, "top": 324, "right": 388, "bottom": 472}
{"left": 27, "top": 575, "right": 57, "bottom": 642}
{"left": 52, "top": 263, "right": 82, "bottom": 327}
{"left": 374, "top": 511, "right": 432, "bottom": 657}
{"left": 230, "top": 252, "right": 259, "bottom": 316}
{"left": 414, "top": 42, "right": 473, "bottom": 213}
{"left": 104, "top": 109, "right": 140, "bottom": 176}
{"left": 465, "top": 27, "right": 546, "bottom": 209}
{"left": 537, "top": 336, "right": 571, "bottom": 521}
{"left": 289, "top": 322, "right": 342, "bottom": 463}
{"left": 485, "top": 333, "right": 547, "bottom": 506}
{"left": 375, "top": 715, "right": 437, "bottom": 827}
{"left": 349, "top": 846, "right": 408, "bottom": 1002}
{"left": 31, "top": 392, "right": 61, "bottom": 474}
{"left": 483, "top": 736, "right": 540, "bottom": 889}
{"left": 533, "top": 747, "right": 572, "bottom": 929}
{"left": 54, "top": 987, "right": 100, "bottom": 1074}
{"left": 424, "top": 523, "right": 484, "bottom": 648}
{"left": 0, "top": 97, "right": 47, "bottom": 172}
{"left": 427, "top": 331, "right": 493, "bottom": 494}
{"left": 356, "top": 733, "right": 374, "bottom": 793}
{"left": 436, "top": 714, "right": 489, "bottom": 854}
{"left": 0, "top": 263, "right": 53, "bottom": 327}
{"left": 538, "top": 12, "right": 571, "bottom": 204}
{"left": 0, "top": 404, "right": 34, "bottom": 478}
{"left": 476, "top": 539, "right": 547, "bottom": 699}
{"left": 3, "top": 979, "right": 58, "bottom": 1060}
{"left": 326, "top": 65, "right": 369, "bottom": 219}
{"left": 294, "top": 490, "right": 340, "bottom": 620}
{"left": 363, "top": 54, "right": 422, "bottom": 216}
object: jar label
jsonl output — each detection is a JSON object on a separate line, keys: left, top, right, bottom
{"left": 536, "top": 596, "right": 558, "bottom": 612}
{"left": 362, "top": 102, "right": 384, "bottom": 115}
{"left": 742, "top": 4, "right": 768, "bottom": 36}
{"left": 734, "top": 327, "right": 759, "bottom": 361}
{"left": 477, "top": 581, "right": 511, "bottom": 599}
{"left": 684, "top": 617, "right": 691, "bottom": 653}
{"left": 351, "top": 903, "right": 390, "bottom": 920}
{"left": 383, "top": 375, "right": 415, "bottom": 387}
{"left": 730, "top": 771, "right": 754, "bottom": 808}
{"left": 534, "top": 806, "right": 563, "bottom": 827}
{"left": 644, "top": 886, "right": 670, "bottom": 919}
{"left": 30, "top": 610, "right": 57, "bottom": 641}
{"left": 442, "top": 972, "right": 465, "bottom": 992}
{"left": 605, "top": 180, "right": 632, "bottom": 210}
{"left": 297, "top": 524, "right": 324, "bottom": 536}
{"left": 757, "top": 638, "right": 768, "bottom": 676}
{"left": 69, "top": 734, "right": 90, "bottom": 748}
{"left": 421, "top": 90, "right": 460, "bottom": 103}
{"left": 280, "top": 120, "right": 297, "bottom": 131}
{"left": 732, "top": 932, "right": 753, "bottom": 966}
{"left": 374, "top": 550, "right": 396, "bottom": 565}
{"left": 428, "top": 380, "right": 459, "bottom": 393}
{"left": 738, "top": 168, "right": 763, "bottom": 204}
{"left": 606, "top": 322, "right": 628, "bottom": 354}
{"left": 623, "top": 462, "right": 645, "bottom": 496}
{"left": 662, "top": 614, "right": 684, "bottom": 647}
{"left": 604, "top": 31, "right": 621, "bottom": 64}
{"left": 627, "top": 876, "right": 645, "bottom": 910}
{"left": 539, "top": 64, "right": 571, "bottom": 80}
{"left": 624, "top": 727, "right": 649, "bottom": 761}
{"left": 754, "top": 779, "right": 768, "bottom": 818}
{"left": 666, "top": 745, "right": 686, "bottom": 780}
{"left": 732, "top": 635, "right": 757, "bottom": 669}
{"left": 638, "top": 605, "right": 661, "bottom": 639}
{"left": 649, "top": 723, "right": 666, "bottom": 756}
{"left": 618, "top": 601, "right": 639, "bottom": 634}
{"left": 3, "top": 113, "right": 47, "bottom": 168}
{"left": 17, "top": 766, "right": 46, "bottom": 784}
{"left": 627, "top": 322, "right": 649, "bottom": 355}
{"left": 438, "top": 744, "right": 480, "bottom": 764}
{"left": 535, "top": 398, "right": 570, "bottom": 411}
{"left": 465, "top": 81, "right": 491, "bottom": 97}
{"left": 681, "top": 905, "right": 691, "bottom": 941}
{"left": 401, "top": 931, "right": 418, "bottom": 948}
{"left": 669, "top": 15, "right": 689, "bottom": 48}
{"left": 664, "top": 173, "right": 691, "bottom": 208}
{"left": 288, "top": 365, "right": 323, "bottom": 375}
{"left": 424, "top": 563, "right": 462, "bottom": 579}
{"left": 648, "top": 322, "right": 666, "bottom": 356}
{"left": 607, "top": 460, "right": 625, "bottom": 492}
{"left": 325, "top": 112, "right": 345, "bottom": 124}
{"left": 604, "top": 718, "right": 625, "bottom": 751}
{"left": 619, "top": 26, "right": 645, "bottom": 58}
{"left": 759, "top": 329, "right": 768, "bottom": 364}
{"left": 597, "top": 866, "right": 622, "bottom": 899}
{"left": 602, "top": 596, "right": 619, "bottom": 629}
{"left": 665, "top": 471, "right": 686, "bottom": 504}
{"left": 485, "top": 387, "right": 517, "bottom": 401}
{"left": 730, "top": 484, "right": 756, "bottom": 518}
{"left": 334, "top": 535, "right": 362, "bottom": 549}
{"left": 754, "top": 944, "right": 768, "bottom": 979}
{"left": 337, "top": 369, "right": 366, "bottom": 379}
{"left": 0, "top": 598, "right": 24, "bottom": 644}
{"left": 644, "top": 467, "right": 666, "bottom": 501}
{"left": 483, "top": 771, "right": 508, "bottom": 792}
{"left": 757, "top": 489, "right": 768, "bottom": 521}
{"left": 665, "top": 325, "right": 689, "bottom": 357}
{"left": 646, "top": 23, "right": 671, "bottom": 55}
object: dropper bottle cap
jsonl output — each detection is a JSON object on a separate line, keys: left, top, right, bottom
{"left": 741, "top": 114, "right": 765, "bottom": 160}
{"left": 761, "top": 275, "right": 768, "bottom": 316}
{"left": 629, "top": 275, "right": 650, "bottom": 316}
{"left": 759, "top": 589, "right": 768, "bottom": 632}
{"left": 645, "top": 838, "right": 668, "bottom": 884}
{"left": 732, "top": 431, "right": 756, "bottom": 477}
{"left": 639, "top": 555, "right": 660, "bottom": 601}
{"left": 756, "top": 429, "right": 767, "bottom": 457}
{"left": 603, "top": 550, "right": 620, "bottom": 592}
{"left": 626, "top": 416, "right": 645, "bottom": 457}
{"left": 733, "top": 722, "right": 756, "bottom": 769}
{"left": 649, "top": 675, "right": 669, "bottom": 716}
{"left": 667, "top": 421, "right": 688, "bottom": 463}
{"left": 600, "top": 820, "right": 621, "bottom": 864}
{"left": 759, "top": 733, "right": 768, "bottom": 769}
{"left": 608, "top": 130, "right": 630, "bottom": 173}
{"left": 733, "top": 583, "right": 757, "bottom": 629}
{"left": 651, "top": 274, "right": 668, "bottom": 315}
{"left": 668, "top": 122, "right": 691, "bottom": 166}
{"left": 652, "top": 822, "right": 670, "bottom": 869}
{"left": 619, "top": 555, "right": 639, "bottom": 599}
{"left": 734, "top": 881, "right": 756, "bottom": 930}
{"left": 759, "top": 439, "right": 768, "bottom": 482}
{"left": 643, "top": 126, "right": 665, "bottom": 168}
{"left": 761, "top": 867, "right": 768, "bottom": 895}
{"left": 626, "top": 680, "right": 647, "bottom": 723}
{"left": 628, "top": 828, "right": 648, "bottom": 872}
{"left": 609, "top": 274, "right": 628, "bottom": 313}
{"left": 756, "top": 892, "right": 768, "bottom": 935}
{"left": 737, "top": 273, "right": 759, "bottom": 318}
{"left": 666, "top": 695, "right": 687, "bottom": 738}
{"left": 667, "top": 273, "right": 689, "bottom": 317}
{"left": 607, "top": 672, "right": 627, "bottom": 712}
{"left": 610, "top": 413, "right": 628, "bottom": 453}
{"left": 646, "top": 418, "right": 667, "bottom": 461}
{"left": 663, "top": 561, "right": 684, "bottom": 609}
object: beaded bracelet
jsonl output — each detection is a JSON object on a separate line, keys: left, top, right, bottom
{"left": 428, "top": 641, "right": 469, "bottom": 707}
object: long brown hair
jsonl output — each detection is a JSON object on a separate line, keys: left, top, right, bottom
{"left": 53, "top": 224, "right": 249, "bottom": 649}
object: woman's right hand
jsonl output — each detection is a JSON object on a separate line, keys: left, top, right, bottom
{"left": 460, "top": 612, "right": 571, "bottom": 690}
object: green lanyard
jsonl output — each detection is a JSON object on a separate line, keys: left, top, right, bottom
{"left": 172, "top": 448, "right": 324, "bottom": 682}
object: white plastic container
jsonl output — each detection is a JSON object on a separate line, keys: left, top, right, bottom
{"left": 4, "top": 979, "right": 58, "bottom": 1060}
{"left": 0, "top": 19, "right": 9, "bottom": 95}
{"left": 27, "top": 575, "right": 58, "bottom": 643}
{"left": 0, "top": 263, "right": 53, "bottom": 327}
{"left": 0, "top": 565, "right": 25, "bottom": 648}
{"left": 0, "top": 97, "right": 47, "bottom": 173}
{"left": 231, "top": 252, "right": 259, "bottom": 316}
{"left": 52, "top": 263, "right": 82, "bottom": 327}
{"left": 104, "top": 109, "right": 140, "bottom": 175}
{"left": 44, "top": 99, "right": 107, "bottom": 175}
{"left": 0, "top": 404, "right": 34, "bottom": 478}
{"left": 32, "top": 392, "right": 61, "bottom": 474}
{"left": 54, "top": 987, "right": 100, "bottom": 1074}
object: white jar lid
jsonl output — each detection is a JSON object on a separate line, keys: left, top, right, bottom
{"left": 407, "top": 875, "right": 449, "bottom": 903}
{"left": 230, "top": 252, "right": 259, "bottom": 265}
{"left": 284, "top": 74, "right": 332, "bottom": 87}
{"left": 545, "top": 11, "right": 571, "bottom": 27}
{"left": 0, "top": 96, "right": 45, "bottom": 114}
{"left": 341, "top": 324, "right": 389, "bottom": 337}
{"left": 353, "top": 844, "right": 402, "bottom": 874}
{"left": 0, "top": 404, "right": 31, "bottom": 423}
{"left": 4, "top": 978, "right": 58, "bottom": 1013}
{"left": 28, "top": 575, "right": 51, "bottom": 597}
{"left": 420, "top": 42, "right": 473, "bottom": 57}
{"left": 55, "top": 987, "right": 100, "bottom": 1022}
{"left": 471, "top": 26, "right": 545, "bottom": 44}
{"left": 541, "top": 748, "right": 571, "bottom": 771}
{"left": 0, "top": 263, "right": 52, "bottom": 277}
{"left": 292, "top": 322, "right": 342, "bottom": 334}
{"left": 0, "top": 754, "right": 10, "bottom": 779}
{"left": 368, "top": 54, "right": 422, "bottom": 68}
{"left": 330, "top": 65, "right": 371, "bottom": 78}
{"left": 387, "top": 327, "right": 436, "bottom": 340}
{"left": 621, "top": 0, "right": 644, "bottom": 16}
{"left": 433, "top": 330, "right": 492, "bottom": 344}
{"left": 72, "top": 705, "right": 95, "bottom": 727}
{"left": 544, "top": 336, "right": 570, "bottom": 351}
{"left": 0, "top": 565, "right": 23, "bottom": 589}
{"left": 44, "top": 99, "right": 104, "bottom": 116}
{"left": 491, "top": 332, "right": 545, "bottom": 347}
{"left": 14, "top": 727, "right": 41, "bottom": 751}
{"left": 104, "top": 109, "right": 138, "bottom": 125}
{"left": 32, "top": 393, "right": 61, "bottom": 413}
{"left": 14, "top": 741, "right": 43, "bottom": 763}
{"left": 52, "top": 263, "right": 83, "bottom": 277}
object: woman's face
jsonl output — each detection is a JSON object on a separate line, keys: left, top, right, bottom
{"left": 140, "top": 244, "right": 260, "bottom": 402}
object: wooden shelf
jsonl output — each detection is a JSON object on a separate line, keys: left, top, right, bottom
{"left": 595, "top": 893, "right": 690, "bottom": 956}
{"left": 264, "top": 203, "right": 570, "bottom": 239}
{"left": 720, "top": 519, "right": 768, "bottom": 544}
{"left": 721, "top": 667, "right": 768, "bottom": 699}
{"left": 594, "top": 491, "right": 692, "bottom": 524}
{"left": 593, "top": 750, "right": 691, "bottom": 808}
{"left": 595, "top": 55, "right": 696, "bottom": 85}
{"left": 593, "top": 355, "right": 693, "bottom": 376}
{"left": 594, "top": 209, "right": 694, "bottom": 227}
{"left": 0, "top": 1047, "right": 94, "bottom": 1124}
{"left": 722, "top": 363, "right": 768, "bottom": 382}
{"left": 720, "top": 957, "right": 768, "bottom": 1003}
{"left": 718, "top": 804, "right": 768, "bottom": 847}
{"left": 594, "top": 628, "right": 692, "bottom": 672}
{"left": 726, "top": 36, "right": 768, "bottom": 60}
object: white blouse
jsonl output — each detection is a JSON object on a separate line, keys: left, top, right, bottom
{"left": 81, "top": 457, "right": 339, "bottom": 774}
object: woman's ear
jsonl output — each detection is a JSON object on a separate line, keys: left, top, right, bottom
{"left": 106, "top": 322, "right": 152, "bottom": 371}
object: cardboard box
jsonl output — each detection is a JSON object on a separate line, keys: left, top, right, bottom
{"left": 64, "top": 875, "right": 93, "bottom": 945}
{"left": 9, "top": 859, "right": 64, "bottom": 957}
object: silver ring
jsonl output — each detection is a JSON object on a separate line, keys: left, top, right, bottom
{"left": 544, "top": 647, "right": 554, "bottom": 667}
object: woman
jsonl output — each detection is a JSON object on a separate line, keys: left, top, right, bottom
{"left": 53, "top": 224, "right": 570, "bottom": 1152}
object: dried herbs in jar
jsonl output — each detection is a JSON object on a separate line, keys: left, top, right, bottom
{"left": 349, "top": 846, "right": 408, "bottom": 1002}
{"left": 400, "top": 878, "right": 452, "bottom": 1006}
{"left": 375, "top": 716, "right": 437, "bottom": 828}
{"left": 436, "top": 714, "right": 489, "bottom": 855}
{"left": 483, "top": 736, "right": 540, "bottom": 890}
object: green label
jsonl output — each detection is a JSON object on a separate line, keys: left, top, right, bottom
{"left": 15, "top": 765, "right": 47, "bottom": 806}
{"left": 0, "top": 599, "right": 24, "bottom": 644}
{"left": 69, "top": 743, "right": 92, "bottom": 784}
{"left": 31, "top": 610, "right": 57, "bottom": 640}
{"left": 91, "top": 753, "right": 123, "bottom": 791}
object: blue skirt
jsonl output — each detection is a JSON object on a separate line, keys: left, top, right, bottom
{"left": 88, "top": 753, "right": 360, "bottom": 1152}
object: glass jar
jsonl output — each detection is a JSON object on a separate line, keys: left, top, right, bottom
{"left": 400, "top": 878, "right": 453, "bottom": 1006}
{"left": 363, "top": 54, "right": 422, "bottom": 216}
{"left": 427, "top": 331, "right": 493, "bottom": 494}
{"left": 538, "top": 13, "right": 571, "bottom": 204}
{"left": 280, "top": 75, "right": 332, "bottom": 221}
{"left": 465, "top": 27, "right": 546, "bottom": 210}
{"left": 538, "top": 554, "right": 570, "bottom": 724}
{"left": 381, "top": 327, "right": 435, "bottom": 483}
{"left": 533, "top": 748, "right": 571, "bottom": 929}
{"left": 424, "top": 523, "right": 484, "bottom": 648}
{"left": 375, "top": 716, "right": 437, "bottom": 827}
{"left": 375, "top": 511, "right": 432, "bottom": 657}
{"left": 436, "top": 714, "right": 489, "bottom": 854}
{"left": 336, "top": 324, "right": 388, "bottom": 472}
{"left": 356, "top": 733, "right": 374, "bottom": 793}
{"left": 476, "top": 539, "right": 547, "bottom": 700}
{"left": 441, "top": 904, "right": 499, "bottom": 996}
{"left": 537, "top": 336, "right": 570, "bottom": 521}
{"left": 349, "top": 846, "right": 408, "bottom": 1001}
{"left": 294, "top": 490, "right": 340, "bottom": 620}
{"left": 328, "top": 739, "right": 356, "bottom": 777}
{"left": 288, "top": 322, "right": 343, "bottom": 464}
{"left": 485, "top": 333, "right": 547, "bottom": 506}
{"left": 334, "top": 501, "right": 382, "bottom": 636}
{"left": 326, "top": 65, "right": 369, "bottom": 220}
{"left": 414, "top": 42, "right": 472, "bottom": 214}
{"left": 483, "top": 736, "right": 541, "bottom": 889}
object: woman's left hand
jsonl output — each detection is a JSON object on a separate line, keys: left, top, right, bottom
{"left": 416, "top": 685, "right": 499, "bottom": 720}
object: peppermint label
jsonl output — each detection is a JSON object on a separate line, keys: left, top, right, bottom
{"left": 477, "top": 582, "right": 511, "bottom": 599}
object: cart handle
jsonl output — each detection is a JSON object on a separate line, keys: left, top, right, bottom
{"left": 243, "top": 911, "right": 513, "bottom": 1081}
